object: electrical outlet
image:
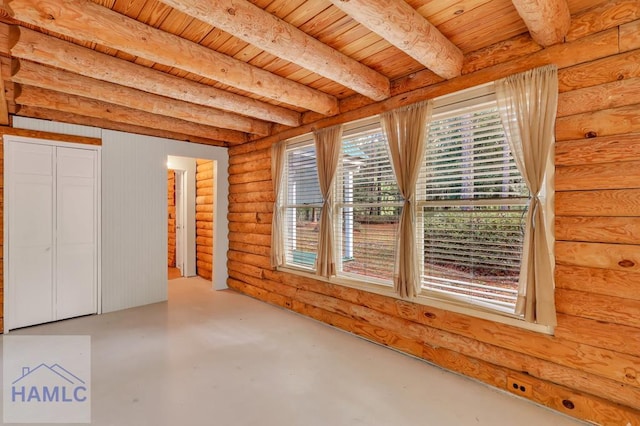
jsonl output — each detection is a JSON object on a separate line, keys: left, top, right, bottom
{"left": 507, "top": 376, "right": 534, "bottom": 398}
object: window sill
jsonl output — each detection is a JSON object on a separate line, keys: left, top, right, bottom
{"left": 276, "top": 265, "right": 554, "bottom": 336}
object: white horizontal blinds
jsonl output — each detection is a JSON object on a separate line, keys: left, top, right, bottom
{"left": 336, "top": 127, "right": 401, "bottom": 283}
{"left": 284, "top": 143, "right": 323, "bottom": 269}
{"left": 420, "top": 102, "right": 529, "bottom": 312}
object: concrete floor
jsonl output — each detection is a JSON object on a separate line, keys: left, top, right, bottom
{"left": 2, "top": 277, "right": 585, "bottom": 426}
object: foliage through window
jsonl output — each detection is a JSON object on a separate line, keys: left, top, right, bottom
{"left": 418, "top": 101, "right": 528, "bottom": 312}
{"left": 335, "top": 126, "right": 401, "bottom": 284}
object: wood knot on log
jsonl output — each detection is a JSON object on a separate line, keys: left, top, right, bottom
{"left": 618, "top": 259, "right": 635, "bottom": 268}
{"left": 227, "top": 8, "right": 236, "bottom": 16}
{"left": 562, "top": 400, "right": 575, "bottom": 410}
{"left": 585, "top": 131, "right": 597, "bottom": 138}
{"left": 424, "top": 312, "right": 436, "bottom": 319}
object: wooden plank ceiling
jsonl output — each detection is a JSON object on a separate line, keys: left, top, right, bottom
{"left": 0, "top": 0, "right": 601, "bottom": 146}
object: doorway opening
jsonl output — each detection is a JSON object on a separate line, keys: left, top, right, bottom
{"left": 167, "top": 156, "right": 215, "bottom": 284}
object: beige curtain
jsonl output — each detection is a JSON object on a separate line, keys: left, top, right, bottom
{"left": 313, "top": 125, "right": 343, "bottom": 277}
{"left": 496, "top": 65, "right": 557, "bottom": 326}
{"left": 381, "top": 100, "right": 433, "bottom": 298}
{"left": 270, "top": 141, "right": 286, "bottom": 268}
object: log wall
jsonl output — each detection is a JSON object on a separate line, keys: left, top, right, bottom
{"left": 226, "top": 3, "right": 640, "bottom": 424}
{"left": 196, "top": 159, "right": 214, "bottom": 280}
{"left": 167, "top": 169, "right": 176, "bottom": 268}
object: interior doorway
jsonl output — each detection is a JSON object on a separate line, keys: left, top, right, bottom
{"left": 166, "top": 156, "right": 215, "bottom": 284}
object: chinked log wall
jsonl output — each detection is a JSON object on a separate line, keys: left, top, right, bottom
{"left": 196, "top": 159, "right": 214, "bottom": 280}
{"left": 226, "top": 2, "right": 640, "bottom": 424}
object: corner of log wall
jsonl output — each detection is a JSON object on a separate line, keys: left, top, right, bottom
{"left": 225, "top": 4, "right": 640, "bottom": 424}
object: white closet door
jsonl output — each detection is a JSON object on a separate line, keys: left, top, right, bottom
{"left": 55, "top": 147, "right": 97, "bottom": 320}
{"left": 8, "top": 143, "right": 55, "bottom": 329}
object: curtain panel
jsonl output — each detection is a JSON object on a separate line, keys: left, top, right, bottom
{"left": 313, "top": 125, "right": 344, "bottom": 277}
{"left": 496, "top": 65, "right": 558, "bottom": 326}
{"left": 270, "top": 141, "right": 286, "bottom": 268}
{"left": 380, "top": 100, "right": 433, "bottom": 298}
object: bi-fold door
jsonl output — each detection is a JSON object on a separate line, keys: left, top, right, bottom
{"left": 6, "top": 139, "right": 99, "bottom": 330}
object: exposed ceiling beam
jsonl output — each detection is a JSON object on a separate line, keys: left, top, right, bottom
{"left": 16, "top": 105, "right": 227, "bottom": 146}
{"left": 1, "top": 0, "right": 339, "bottom": 115}
{"left": 160, "top": 0, "right": 390, "bottom": 101}
{"left": 511, "top": 0, "right": 571, "bottom": 46}
{"left": 9, "top": 27, "right": 300, "bottom": 127}
{"left": 11, "top": 59, "right": 271, "bottom": 136}
{"left": 327, "top": 0, "right": 463, "bottom": 80}
{"left": 14, "top": 85, "right": 248, "bottom": 144}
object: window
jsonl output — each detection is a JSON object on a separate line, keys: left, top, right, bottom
{"left": 282, "top": 141, "right": 322, "bottom": 270}
{"left": 334, "top": 124, "right": 401, "bottom": 284}
{"left": 418, "top": 95, "right": 528, "bottom": 313}
{"left": 278, "top": 78, "right": 553, "bottom": 327}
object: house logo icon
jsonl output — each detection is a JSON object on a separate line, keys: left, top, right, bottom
{"left": 11, "top": 363, "right": 88, "bottom": 403}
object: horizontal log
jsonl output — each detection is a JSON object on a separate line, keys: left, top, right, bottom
{"left": 556, "top": 288, "right": 640, "bottom": 329}
{"left": 229, "top": 181, "right": 273, "bottom": 195}
{"left": 229, "top": 241, "right": 271, "bottom": 257}
{"left": 15, "top": 85, "right": 247, "bottom": 144}
{"left": 556, "top": 241, "right": 640, "bottom": 274}
{"left": 555, "top": 313, "right": 640, "bottom": 357}
{"left": 196, "top": 228, "right": 213, "bottom": 238}
{"left": 556, "top": 216, "right": 640, "bottom": 245}
{"left": 620, "top": 19, "right": 640, "bottom": 52}
{"left": 195, "top": 236, "right": 213, "bottom": 246}
{"left": 228, "top": 278, "right": 291, "bottom": 309}
{"left": 555, "top": 133, "right": 640, "bottom": 166}
{"left": 196, "top": 179, "right": 214, "bottom": 190}
{"left": 228, "top": 222, "right": 271, "bottom": 235}
{"left": 196, "top": 161, "right": 213, "bottom": 172}
{"left": 196, "top": 170, "right": 213, "bottom": 181}
{"left": 15, "top": 105, "right": 225, "bottom": 146}
{"left": 256, "top": 213, "right": 272, "bottom": 224}
{"left": 196, "top": 195, "right": 213, "bottom": 205}
{"left": 195, "top": 204, "right": 213, "bottom": 213}
{"left": 11, "top": 59, "right": 270, "bottom": 135}
{"left": 251, "top": 272, "right": 640, "bottom": 408}
{"left": 228, "top": 232, "right": 271, "bottom": 247}
{"left": 556, "top": 189, "right": 640, "bottom": 216}
{"left": 462, "top": 33, "right": 541, "bottom": 75}
{"left": 198, "top": 270, "right": 212, "bottom": 280}
{"left": 555, "top": 264, "right": 640, "bottom": 301}
{"left": 227, "top": 212, "right": 258, "bottom": 223}
{"left": 566, "top": 0, "right": 640, "bottom": 42}
{"left": 229, "top": 191, "right": 274, "bottom": 204}
{"left": 9, "top": 27, "right": 300, "bottom": 126}
{"left": 228, "top": 170, "right": 271, "bottom": 185}
{"left": 196, "top": 186, "right": 214, "bottom": 197}
{"left": 228, "top": 147, "right": 271, "bottom": 166}
{"left": 196, "top": 221, "right": 213, "bottom": 230}
{"left": 558, "top": 49, "right": 640, "bottom": 92}
{"left": 556, "top": 103, "right": 640, "bottom": 141}
{"left": 227, "top": 260, "right": 264, "bottom": 279}
{"left": 196, "top": 260, "right": 212, "bottom": 271}
{"left": 227, "top": 250, "right": 271, "bottom": 270}
{"left": 556, "top": 160, "right": 640, "bottom": 191}
{"left": 228, "top": 201, "right": 273, "bottom": 214}
{"left": 6, "top": 0, "right": 338, "bottom": 115}
{"left": 195, "top": 213, "right": 213, "bottom": 222}
{"left": 196, "top": 252, "right": 212, "bottom": 263}
{"left": 228, "top": 157, "right": 271, "bottom": 175}
{"left": 229, "top": 269, "right": 297, "bottom": 299}
{"left": 557, "top": 77, "right": 640, "bottom": 117}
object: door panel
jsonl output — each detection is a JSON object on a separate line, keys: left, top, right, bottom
{"left": 56, "top": 147, "right": 97, "bottom": 320}
{"left": 8, "top": 143, "right": 55, "bottom": 329}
